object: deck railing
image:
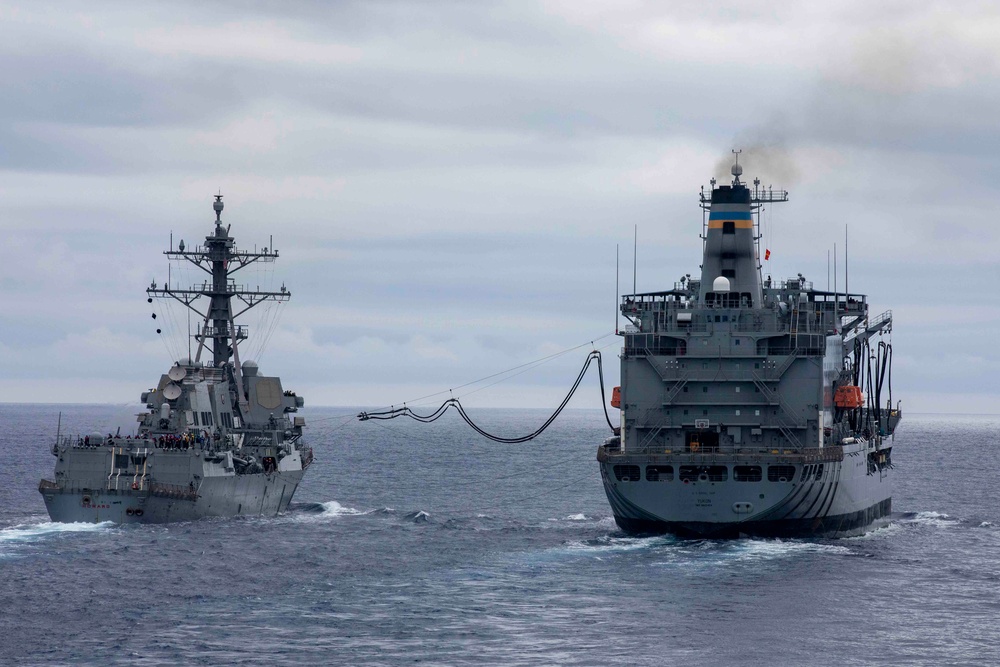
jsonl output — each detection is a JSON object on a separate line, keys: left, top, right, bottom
{"left": 598, "top": 444, "right": 843, "bottom": 465}
{"left": 149, "top": 482, "right": 200, "bottom": 501}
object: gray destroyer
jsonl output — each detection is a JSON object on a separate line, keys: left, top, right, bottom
{"left": 40, "top": 196, "right": 312, "bottom": 523}
{"left": 599, "top": 156, "right": 900, "bottom": 538}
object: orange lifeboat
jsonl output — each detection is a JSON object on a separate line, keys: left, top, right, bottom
{"left": 611, "top": 386, "right": 621, "bottom": 409}
{"left": 834, "top": 385, "right": 864, "bottom": 409}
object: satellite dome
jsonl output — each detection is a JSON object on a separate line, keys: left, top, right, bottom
{"left": 242, "top": 360, "right": 259, "bottom": 377}
{"left": 731, "top": 162, "right": 743, "bottom": 177}
{"left": 713, "top": 276, "right": 731, "bottom": 292}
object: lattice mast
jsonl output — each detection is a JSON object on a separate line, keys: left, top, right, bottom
{"left": 146, "top": 196, "right": 290, "bottom": 401}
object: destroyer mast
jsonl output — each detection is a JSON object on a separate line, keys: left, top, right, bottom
{"left": 149, "top": 194, "right": 289, "bottom": 411}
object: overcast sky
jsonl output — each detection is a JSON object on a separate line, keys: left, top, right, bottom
{"left": 1, "top": 1, "right": 998, "bottom": 413}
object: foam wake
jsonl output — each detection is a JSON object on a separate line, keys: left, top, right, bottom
{"left": 318, "top": 500, "right": 366, "bottom": 517}
{"left": 563, "top": 534, "right": 670, "bottom": 555}
{"left": 292, "top": 500, "right": 365, "bottom": 516}
{"left": 0, "top": 521, "right": 113, "bottom": 554}
{"left": 727, "top": 538, "right": 851, "bottom": 561}
{"left": 554, "top": 534, "right": 852, "bottom": 565}
{"left": 898, "top": 510, "right": 959, "bottom": 528}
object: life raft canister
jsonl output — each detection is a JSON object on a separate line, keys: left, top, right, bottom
{"left": 611, "top": 386, "right": 621, "bottom": 409}
{"left": 834, "top": 385, "right": 864, "bottom": 409}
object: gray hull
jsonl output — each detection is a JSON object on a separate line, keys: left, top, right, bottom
{"left": 39, "top": 197, "right": 314, "bottom": 526}
{"left": 602, "top": 160, "right": 900, "bottom": 539}
{"left": 599, "top": 439, "right": 891, "bottom": 538}
{"left": 39, "top": 470, "right": 304, "bottom": 524}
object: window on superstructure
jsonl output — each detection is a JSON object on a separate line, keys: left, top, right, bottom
{"left": 704, "top": 466, "right": 727, "bottom": 481}
{"left": 768, "top": 465, "right": 796, "bottom": 482}
{"left": 723, "top": 221, "right": 735, "bottom": 234}
{"left": 192, "top": 412, "right": 199, "bottom": 426}
{"left": 679, "top": 466, "right": 729, "bottom": 482}
{"left": 734, "top": 465, "right": 762, "bottom": 482}
{"left": 613, "top": 465, "right": 641, "bottom": 482}
{"left": 646, "top": 465, "right": 674, "bottom": 482}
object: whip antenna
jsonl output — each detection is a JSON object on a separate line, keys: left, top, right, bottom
{"left": 632, "top": 224, "right": 637, "bottom": 295}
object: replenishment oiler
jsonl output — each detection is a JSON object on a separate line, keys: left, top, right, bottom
{"left": 39, "top": 196, "right": 312, "bottom": 523}
{"left": 599, "top": 155, "right": 900, "bottom": 538}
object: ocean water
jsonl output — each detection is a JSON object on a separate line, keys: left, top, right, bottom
{"left": 1, "top": 404, "right": 998, "bottom": 666}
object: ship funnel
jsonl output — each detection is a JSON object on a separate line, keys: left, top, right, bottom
{"left": 698, "top": 173, "right": 760, "bottom": 307}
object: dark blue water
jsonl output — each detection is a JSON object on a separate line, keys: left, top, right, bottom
{"left": 2, "top": 404, "right": 998, "bottom": 666}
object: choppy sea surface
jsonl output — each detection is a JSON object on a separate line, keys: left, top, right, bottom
{"left": 1, "top": 405, "right": 998, "bottom": 666}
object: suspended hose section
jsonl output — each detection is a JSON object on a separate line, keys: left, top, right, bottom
{"left": 845, "top": 334, "right": 895, "bottom": 438}
{"left": 358, "top": 350, "right": 618, "bottom": 443}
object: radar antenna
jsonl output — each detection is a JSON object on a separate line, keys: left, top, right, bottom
{"left": 147, "top": 196, "right": 291, "bottom": 412}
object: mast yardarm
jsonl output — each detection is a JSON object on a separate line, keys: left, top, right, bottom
{"left": 146, "top": 195, "right": 290, "bottom": 369}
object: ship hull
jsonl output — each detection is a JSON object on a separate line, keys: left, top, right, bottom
{"left": 39, "top": 470, "right": 304, "bottom": 524}
{"left": 599, "top": 441, "right": 892, "bottom": 538}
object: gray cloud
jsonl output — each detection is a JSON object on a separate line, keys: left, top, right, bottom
{"left": 0, "top": 0, "right": 997, "bottom": 413}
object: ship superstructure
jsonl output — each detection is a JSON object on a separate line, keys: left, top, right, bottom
{"left": 40, "top": 196, "right": 312, "bottom": 523}
{"left": 598, "top": 155, "right": 900, "bottom": 537}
